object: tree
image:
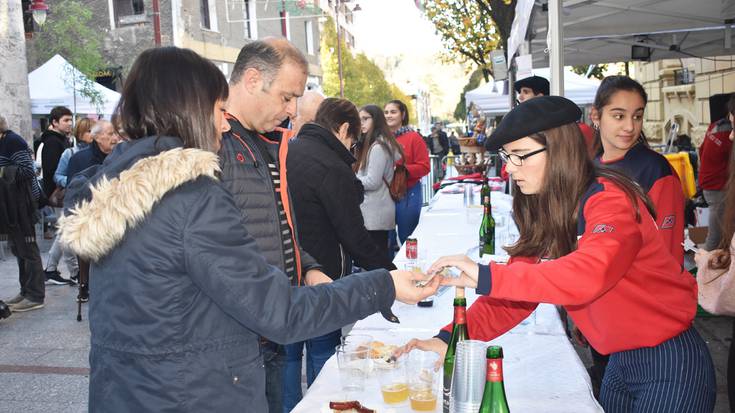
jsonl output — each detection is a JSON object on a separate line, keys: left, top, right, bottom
{"left": 320, "top": 17, "right": 415, "bottom": 117}
{"left": 425, "top": 0, "right": 516, "bottom": 82}
{"left": 454, "top": 68, "right": 485, "bottom": 121}
{"left": 31, "top": 0, "right": 106, "bottom": 114}
{"left": 571, "top": 64, "right": 608, "bottom": 80}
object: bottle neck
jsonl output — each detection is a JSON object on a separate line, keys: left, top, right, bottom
{"left": 453, "top": 304, "right": 467, "bottom": 325}
{"left": 486, "top": 358, "right": 503, "bottom": 383}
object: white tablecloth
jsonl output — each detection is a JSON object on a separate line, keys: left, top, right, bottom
{"left": 292, "top": 185, "right": 603, "bottom": 413}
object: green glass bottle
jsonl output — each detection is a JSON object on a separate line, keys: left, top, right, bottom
{"left": 442, "top": 288, "right": 470, "bottom": 413}
{"left": 479, "top": 345, "right": 510, "bottom": 413}
{"left": 479, "top": 192, "right": 495, "bottom": 257}
{"left": 480, "top": 175, "right": 491, "bottom": 207}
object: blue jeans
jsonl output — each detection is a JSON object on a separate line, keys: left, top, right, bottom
{"left": 389, "top": 183, "right": 423, "bottom": 254}
{"left": 262, "top": 341, "right": 286, "bottom": 413}
{"left": 282, "top": 329, "right": 342, "bottom": 412}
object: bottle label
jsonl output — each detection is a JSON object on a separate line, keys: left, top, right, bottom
{"left": 454, "top": 306, "right": 466, "bottom": 324}
{"left": 486, "top": 359, "right": 503, "bottom": 382}
{"left": 406, "top": 238, "right": 418, "bottom": 260}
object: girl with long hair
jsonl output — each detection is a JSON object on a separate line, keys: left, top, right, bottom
{"left": 695, "top": 102, "right": 735, "bottom": 412}
{"left": 384, "top": 99, "right": 430, "bottom": 251}
{"left": 590, "top": 75, "right": 686, "bottom": 264}
{"left": 402, "top": 96, "right": 715, "bottom": 412}
{"left": 354, "top": 104, "right": 405, "bottom": 259}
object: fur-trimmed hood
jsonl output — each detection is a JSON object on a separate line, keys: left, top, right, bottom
{"left": 59, "top": 137, "right": 220, "bottom": 262}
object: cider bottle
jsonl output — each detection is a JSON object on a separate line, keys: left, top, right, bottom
{"left": 442, "top": 288, "right": 469, "bottom": 412}
{"left": 478, "top": 345, "right": 510, "bottom": 413}
{"left": 479, "top": 192, "right": 495, "bottom": 257}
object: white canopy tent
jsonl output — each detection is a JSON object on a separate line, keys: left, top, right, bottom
{"left": 512, "top": 0, "right": 735, "bottom": 68}
{"left": 28, "top": 54, "right": 120, "bottom": 116}
{"left": 465, "top": 68, "right": 600, "bottom": 115}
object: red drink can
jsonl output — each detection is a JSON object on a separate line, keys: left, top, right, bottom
{"left": 406, "top": 237, "right": 418, "bottom": 260}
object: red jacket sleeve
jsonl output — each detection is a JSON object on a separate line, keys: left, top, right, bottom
{"left": 404, "top": 134, "right": 430, "bottom": 180}
{"left": 647, "top": 175, "right": 685, "bottom": 264}
{"left": 488, "top": 189, "right": 643, "bottom": 306}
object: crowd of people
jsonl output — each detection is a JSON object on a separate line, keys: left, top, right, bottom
{"left": 0, "top": 35, "right": 733, "bottom": 413}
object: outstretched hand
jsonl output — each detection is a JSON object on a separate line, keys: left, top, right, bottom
{"left": 428, "top": 255, "right": 480, "bottom": 289}
{"left": 392, "top": 337, "right": 448, "bottom": 370}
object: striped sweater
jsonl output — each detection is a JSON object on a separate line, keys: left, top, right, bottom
{"left": 0, "top": 130, "right": 41, "bottom": 201}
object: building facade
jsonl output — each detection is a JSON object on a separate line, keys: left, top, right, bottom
{"left": 633, "top": 56, "right": 735, "bottom": 146}
{"left": 26, "top": 0, "right": 322, "bottom": 87}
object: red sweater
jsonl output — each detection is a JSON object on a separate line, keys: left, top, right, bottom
{"left": 699, "top": 118, "right": 733, "bottom": 191}
{"left": 597, "top": 143, "right": 685, "bottom": 264}
{"left": 395, "top": 130, "right": 430, "bottom": 189}
{"left": 440, "top": 177, "right": 696, "bottom": 355}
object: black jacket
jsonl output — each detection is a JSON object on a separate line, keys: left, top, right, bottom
{"left": 287, "top": 123, "right": 396, "bottom": 280}
{"left": 40, "top": 129, "right": 70, "bottom": 197}
{"left": 219, "top": 116, "right": 320, "bottom": 285}
{"left": 58, "top": 135, "right": 396, "bottom": 412}
{"left": 66, "top": 140, "right": 107, "bottom": 182}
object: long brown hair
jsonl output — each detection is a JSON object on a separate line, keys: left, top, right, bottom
{"left": 507, "top": 123, "right": 655, "bottom": 258}
{"left": 708, "top": 96, "right": 735, "bottom": 270}
{"left": 354, "top": 104, "right": 404, "bottom": 172}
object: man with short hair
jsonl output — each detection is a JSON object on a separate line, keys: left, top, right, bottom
{"left": 40, "top": 106, "right": 73, "bottom": 198}
{"left": 219, "top": 38, "right": 331, "bottom": 413}
{"left": 66, "top": 120, "right": 119, "bottom": 183}
{"left": 514, "top": 75, "right": 549, "bottom": 103}
{"left": 291, "top": 90, "right": 325, "bottom": 136}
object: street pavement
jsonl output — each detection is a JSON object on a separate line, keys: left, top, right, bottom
{"left": 0, "top": 235, "right": 732, "bottom": 412}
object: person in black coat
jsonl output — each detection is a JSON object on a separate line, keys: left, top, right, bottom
{"left": 40, "top": 106, "right": 73, "bottom": 198}
{"left": 66, "top": 120, "right": 119, "bottom": 181}
{"left": 285, "top": 98, "right": 399, "bottom": 402}
{"left": 58, "top": 47, "right": 439, "bottom": 413}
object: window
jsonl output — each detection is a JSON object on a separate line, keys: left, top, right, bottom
{"left": 201, "top": 0, "right": 218, "bottom": 31}
{"left": 112, "top": 0, "right": 145, "bottom": 27}
{"left": 305, "top": 21, "right": 314, "bottom": 55}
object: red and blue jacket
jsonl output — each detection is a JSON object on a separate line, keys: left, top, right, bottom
{"left": 439, "top": 177, "right": 696, "bottom": 355}
{"left": 596, "top": 143, "right": 685, "bottom": 264}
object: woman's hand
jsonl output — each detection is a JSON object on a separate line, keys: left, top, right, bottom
{"left": 390, "top": 270, "right": 442, "bottom": 305}
{"left": 393, "top": 338, "right": 448, "bottom": 370}
{"left": 428, "top": 255, "right": 480, "bottom": 289}
{"left": 305, "top": 269, "right": 332, "bottom": 286}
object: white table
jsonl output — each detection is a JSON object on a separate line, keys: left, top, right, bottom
{"left": 292, "top": 184, "right": 603, "bottom": 413}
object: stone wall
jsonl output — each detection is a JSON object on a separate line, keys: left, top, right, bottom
{"left": 634, "top": 56, "right": 735, "bottom": 146}
{"left": 1, "top": 0, "right": 33, "bottom": 143}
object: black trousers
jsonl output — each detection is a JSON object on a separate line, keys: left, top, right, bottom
{"left": 729, "top": 318, "right": 735, "bottom": 413}
{"left": 9, "top": 230, "right": 45, "bottom": 302}
{"left": 368, "top": 230, "right": 390, "bottom": 262}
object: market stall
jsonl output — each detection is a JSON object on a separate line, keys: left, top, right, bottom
{"left": 292, "top": 185, "right": 603, "bottom": 413}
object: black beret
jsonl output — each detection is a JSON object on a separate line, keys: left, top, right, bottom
{"left": 514, "top": 75, "right": 550, "bottom": 96}
{"left": 485, "top": 96, "right": 582, "bottom": 151}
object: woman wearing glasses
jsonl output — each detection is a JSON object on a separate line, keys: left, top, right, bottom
{"left": 401, "top": 96, "right": 715, "bottom": 412}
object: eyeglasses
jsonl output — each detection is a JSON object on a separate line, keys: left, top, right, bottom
{"left": 498, "top": 147, "right": 547, "bottom": 166}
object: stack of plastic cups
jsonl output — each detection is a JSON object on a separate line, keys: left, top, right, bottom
{"left": 450, "top": 340, "right": 488, "bottom": 412}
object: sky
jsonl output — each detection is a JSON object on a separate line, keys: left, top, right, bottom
{"left": 350, "top": 0, "right": 470, "bottom": 120}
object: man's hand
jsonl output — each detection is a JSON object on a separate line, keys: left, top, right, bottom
{"left": 390, "top": 269, "right": 442, "bottom": 305}
{"left": 393, "top": 338, "right": 448, "bottom": 370}
{"left": 305, "top": 269, "right": 332, "bottom": 286}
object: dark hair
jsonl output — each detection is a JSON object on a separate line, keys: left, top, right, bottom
{"left": 710, "top": 99, "right": 735, "bottom": 270}
{"left": 314, "top": 98, "right": 360, "bottom": 142}
{"left": 50, "top": 106, "right": 72, "bottom": 124}
{"left": 591, "top": 75, "right": 649, "bottom": 156}
{"left": 386, "top": 99, "right": 409, "bottom": 126}
{"left": 354, "top": 104, "right": 404, "bottom": 172}
{"left": 230, "top": 39, "right": 308, "bottom": 89}
{"left": 116, "top": 47, "right": 228, "bottom": 152}
{"left": 507, "top": 123, "right": 655, "bottom": 259}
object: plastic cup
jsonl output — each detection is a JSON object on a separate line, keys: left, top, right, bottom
{"left": 377, "top": 356, "right": 409, "bottom": 404}
{"left": 450, "top": 340, "right": 488, "bottom": 412}
{"left": 407, "top": 350, "right": 440, "bottom": 411}
{"left": 335, "top": 344, "right": 370, "bottom": 395}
